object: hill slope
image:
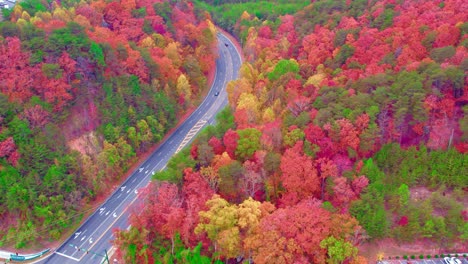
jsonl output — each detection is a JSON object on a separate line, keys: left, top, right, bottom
{"left": 0, "top": 0, "right": 217, "bottom": 248}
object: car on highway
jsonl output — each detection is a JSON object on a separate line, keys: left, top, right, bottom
{"left": 214, "top": 91, "right": 219, "bottom": 96}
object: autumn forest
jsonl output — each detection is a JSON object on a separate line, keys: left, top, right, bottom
{"left": 0, "top": 0, "right": 467, "bottom": 263}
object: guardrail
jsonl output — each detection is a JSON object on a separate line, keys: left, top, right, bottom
{"left": 1, "top": 248, "right": 50, "bottom": 262}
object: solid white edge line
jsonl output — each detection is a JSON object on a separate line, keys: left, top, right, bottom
{"left": 55, "top": 251, "right": 80, "bottom": 261}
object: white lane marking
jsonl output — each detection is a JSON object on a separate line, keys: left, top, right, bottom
{"left": 77, "top": 182, "right": 142, "bottom": 251}
{"left": 80, "top": 236, "right": 86, "bottom": 242}
{"left": 138, "top": 167, "right": 143, "bottom": 172}
{"left": 134, "top": 189, "right": 138, "bottom": 194}
{"left": 126, "top": 189, "right": 130, "bottom": 193}
{"left": 113, "top": 212, "right": 117, "bottom": 218}
{"left": 106, "top": 211, "right": 110, "bottom": 216}
{"left": 120, "top": 186, "right": 126, "bottom": 192}
{"left": 89, "top": 237, "right": 93, "bottom": 244}
{"left": 74, "top": 232, "right": 81, "bottom": 239}
{"left": 99, "top": 208, "right": 105, "bottom": 215}
{"left": 145, "top": 170, "right": 149, "bottom": 174}
{"left": 55, "top": 251, "right": 80, "bottom": 261}
{"left": 175, "top": 120, "right": 208, "bottom": 154}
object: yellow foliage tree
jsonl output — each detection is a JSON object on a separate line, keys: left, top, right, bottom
{"left": 21, "top": 11, "right": 31, "bottom": 21}
{"left": 152, "top": 33, "right": 166, "bottom": 48}
{"left": 212, "top": 152, "right": 233, "bottom": 172}
{"left": 74, "top": 15, "right": 91, "bottom": 29}
{"left": 176, "top": 74, "right": 192, "bottom": 102}
{"left": 30, "top": 16, "right": 43, "bottom": 26}
{"left": 53, "top": 7, "right": 72, "bottom": 22}
{"left": 262, "top": 107, "right": 275, "bottom": 123}
{"left": 196, "top": 195, "right": 274, "bottom": 261}
{"left": 226, "top": 78, "right": 253, "bottom": 108}
{"left": 200, "top": 166, "right": 219, "bottom": 191}
{"left": 139, "top": 36, "right": 155, "bottom": 48}
{"left": 35, "top": 11, "right": 52, "bottom": 22}
{"left": 16, "top": 18, "right": 28, "bottom": 28}
{"left": 237, "top": 92, "right": 260, "bottom": 123}
{"left": 11, "top": 5, "right": 23, "bottom": 22}
{"left": 240, "top": 11, "right": 251, "bottom": 21}
{"left": 195, "top": 195, "right": 240, "bottom": 258}
{"left": 165, "top": 42, "right": 182, "bottom": 68}
{"left": 207, "top": 19, "right": 217, "bottom": 37}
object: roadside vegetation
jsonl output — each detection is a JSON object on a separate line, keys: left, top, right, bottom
{"left": 193, "top": 0, "right": 309, "bottom": 34}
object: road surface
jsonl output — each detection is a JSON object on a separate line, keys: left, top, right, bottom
{"left": 380, "top": 256, "right": 468, "bottom": 264}
{"left": 40, "top": 32, "right": 242, "bottom": 264}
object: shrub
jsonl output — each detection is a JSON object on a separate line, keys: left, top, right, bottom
{"left": 404, "top": 255, "right": 408, "bottom": 260}
{"left": 411, "top": 255, "right": 415, "bottom": 259}
{"left": 396, "top": 256, "right": 400, "bottom": 259}
{"left": 427, "top": 255, "right": 431, "bottom": 259}
{"left": 441, "top": 254, "right": 445, "bottom": 258}
{"left": 435, "top": 254, "right": 439, "bottom": 258}
{"left": 420, "top": 255, "right": 424, "bottom": 259}
{"left": 463, "top": 254, "right": 467, "bottom": 257}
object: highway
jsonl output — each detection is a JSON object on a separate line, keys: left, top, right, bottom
{"left": 39, "top": 32, "right": 242, "bottom": 264}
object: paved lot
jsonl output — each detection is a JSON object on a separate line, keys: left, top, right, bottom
{"left": 380, "top": 257, "right": 468, "bottom": 264}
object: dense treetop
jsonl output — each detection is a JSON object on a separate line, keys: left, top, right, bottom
{"left": 0, "top": 0, "right": 217, "bottom": 248}
{"left": 115, "top": 0, "right": 467, "bottom": 262}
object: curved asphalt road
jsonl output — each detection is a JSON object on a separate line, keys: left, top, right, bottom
{"left": 39, "top": 32, "right": 242, "bottom": 264}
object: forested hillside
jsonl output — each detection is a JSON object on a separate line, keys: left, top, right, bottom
{"left": 0, "top": 0, "right": 217, "bottom": 248}
{"left": 115, "top": 0, "right": 467, "bottom": 263}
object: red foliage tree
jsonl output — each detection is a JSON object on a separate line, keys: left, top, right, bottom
{"left": 260, "top": 120, "right": 282, "bottom": 151}
{"left": 0, "top": 38, "right": 35, "bottom": 103}
{"left": 208, "top": 136, "right": 224, "bottom": 155}
{"left": 351, "top": 175, "right": 369, "bottom": 197}
{"left": 246, "top": 199, "right": 331, "bottom": 263}
{"left": 304, "top": 123, "right": 325, "bottom": 144}
{"left": 398, "top": 215, "right": 409, "bottom": 226}
{"left": 181, "top": 168, "right": 214, "bottom": 247}
{"left": 280, "top": 141, "right": 320, "bottom": 206}
{"left": 434, "top": 24, "right": 460, "bottom": 48}
{"left": 0, "top": 137, "right": 16, "bottom": 158}
{"left": 223, "top": 129, "right": 239, "bottom": 159}
{"left": 21, "top": 105, "right": 50, "bottom": 128}
{"left": 332, "top": 177, "right": 356, "bottom": 207}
